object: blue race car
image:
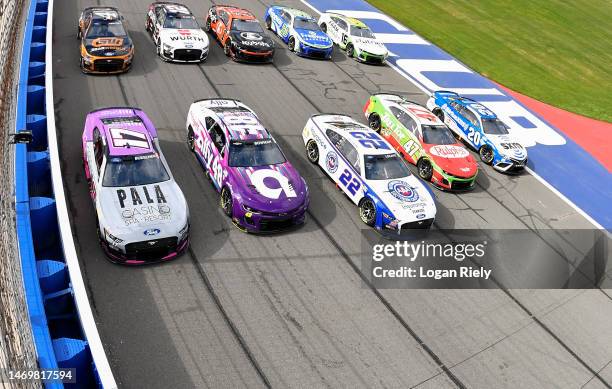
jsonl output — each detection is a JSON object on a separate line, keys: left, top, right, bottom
{"left": 427, "top": 91, "right": 527, "bottom": 172}
{"left": 264, "top": 6, "right": 333, "bottom": 59}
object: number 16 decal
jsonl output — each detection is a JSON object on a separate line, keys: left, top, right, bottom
{"left": 339, "top": 169, "right": 361, "bottom": 195}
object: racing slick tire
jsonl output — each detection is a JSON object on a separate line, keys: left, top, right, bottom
{"left": 479, "top": 145, "right": 494, "bottom": 165}
{"left": 204, "top": 17, "right": 212, "bottom": 32}
{"left": 368, "top": 113, "right": 382, "bottom": 133}
{"left": 265, "top": 16, "right": 272, "bottom": 30}
{"left": 433, "top": 108, "right": 444, "bottom": 122}
{"left": 320, "top": 23, "right": 327, "bottom": 33}
{"left": 306, "top": 140, "right": 319, "bottom": 164}
{"left": 76, "top": 27, "right": 81, "bottom": 40}
{"left": 359, "top": 198, "right": 376, "bottom": 226}
{"left": 223, "top": 40, "right": 232, "bottom": 57}
{"left": 79, "top": 57, "right": 86, "bottom": 73}
{"left": 220, "top": 187, "right": 233, "bottom": 217}
{"left": 288, "top": 37, "right": 296, "bottom": 52}
{"left": 346, "top": 44, "right": 354, "bottom": 57}
{"left": 417, "top": 158, "right": 433, "bottom": 181}
{"left": 187, "top": 126, "right": 195, "bottom": 152}
{"left": 156, "top": 39, "right": 162, "bottom": 58}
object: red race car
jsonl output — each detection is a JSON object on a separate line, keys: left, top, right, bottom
{"left": 364, "top": 94, "right": 479, "bottom": 191}
{"left": 204, "top": 5, "right": 275, "bottom": 62}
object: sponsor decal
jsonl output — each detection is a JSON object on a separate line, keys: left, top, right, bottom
{"left": 388, "top": 180, "right": 419, "bottom": 202}
{"left": 247, "top": 169, "right": 297, "bottom": 199}
{"left": 429, "top": 145, "right": 469, "bottom": 159}
{"left": 144, "top": 228, "right": 160, "bottom": 236}
{"left": 109, "top": 128, "right": 150, "bottom": 149}
{"left": 92, "top": 37, "right": 124, "bottom": 47}
{"left": 116, "top": 185, "right": 170, "bottom": 226}
{"left": 326, "top": 151, "right": 339, "bottom": 173}
{"left": 416, "top": 213, "right": 426, "bottom": 219}
{"left": 240, "top": 32, "right": 263, "bottom": 41}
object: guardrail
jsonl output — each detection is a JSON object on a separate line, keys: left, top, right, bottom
{"left": 15, "top": 0, "right": 117, "bottom": 387}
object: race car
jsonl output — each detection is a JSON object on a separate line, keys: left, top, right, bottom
{"left": 364, "top": 94, "right": 478, "bottom": 191}
{"left": 77, "top": 7, "right": 133, "bottom": 74}
{"left": 145, "top": 2, "right": 209, "bottom": 62}
{"left": 302, "top": 114, "right": 436, "bottom": 232}
{"left": 264, "top": 6, "right": 333, "bottom": 59}
{"left": 317, "top": 13, "right": 387, "bottom": 64}
{"left": 186, "top": 99, "right": 309, "bottom": 232}
{"left": 82, "top": 107, "right": 189, "bottom": 264}
{"left": 427, "top": 91, "right": 528, "bottom": 172}
{"left": 204, "top": 5, "right": 274, "bottom": 63}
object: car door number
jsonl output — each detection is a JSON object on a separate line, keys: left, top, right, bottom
{"left": 339, "top": 168, "right": 361, "bottom": 195}
{"left": 467, "top": 127, "right": 481, "bottom": 146}
{"left": 349, "top": 131, "right": 390, "bottom": 150}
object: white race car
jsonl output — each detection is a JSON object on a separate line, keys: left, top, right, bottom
{"left": 317, "top": 12, "right": 388, "bottom": 64}
{"left": 145, "top": 2, "right": 209, "bottom": 62}
{"left": 302, "top": 114, "right": 436, "bottom": 232}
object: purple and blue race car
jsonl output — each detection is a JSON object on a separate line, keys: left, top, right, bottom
{"left": 186, "top": 99, "right": 309, "bottom": 232}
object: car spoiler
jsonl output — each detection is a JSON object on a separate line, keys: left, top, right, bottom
{"left": 194, "top": 98, "right": 242, "bottom": 104}
{"left": 372, "top": 92, "right": 422, "bottom": 106}
{"left": 82, "top": 6, "right": 119, "bottom": 12}
{"left": 432, "top": 90, "right": 459, "bottom": 97}
{"left": 88, "top": 106, "right": 142, "bottom": 115}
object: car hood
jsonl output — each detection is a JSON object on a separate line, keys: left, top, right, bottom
{"left": 84, "top": 37, "right": 132, "bottom": 56}
{"left": 424, "top": 144, "right": 478, "bottom": 178}
{"left": 353, "top": 37, "right": 387, "bottom": 55}
{"left": 160, "top": 28, "right": 209, "bottom": 49}
{"left": 294, "top": 28, "right": 332, "bottom": 48}
{"left": 367, "top": 175, "right": 436, "bottom": 222}
{"left": 229, "top": 163, "right": 307, "bottom": 213}
{"left": 230, "top": 31, "right": 274, "bottom": 51}
{"left": 487, "top": 134, "right": 528, "bottom": 160}
{"left": 98, "top": 180, "right": 188, "bottom": 236}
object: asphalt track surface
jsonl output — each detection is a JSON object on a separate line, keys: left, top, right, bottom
{"left": 53, "top": 0, "right": 612, "bottom": 388}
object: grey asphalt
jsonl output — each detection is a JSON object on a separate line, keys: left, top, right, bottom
{"left": 52, "top": 0, "right": 612, "bottom": 388}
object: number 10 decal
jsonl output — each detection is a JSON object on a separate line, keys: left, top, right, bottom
{"left": 339, "top": 168, "right": 361, "bottom": 195}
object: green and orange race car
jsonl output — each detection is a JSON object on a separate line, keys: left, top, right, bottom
{"left": 364, "top": 94, "right": 479, "bottom": 191}
{"left": 77, "top": 6, "right": 134, "bottom": 74}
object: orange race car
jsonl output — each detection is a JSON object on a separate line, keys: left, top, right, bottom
{"left": 77, "top": 6, "right": 134, "bottom": 74}
{"left": 204, "top": 5, "right": 275, "bottom": 63}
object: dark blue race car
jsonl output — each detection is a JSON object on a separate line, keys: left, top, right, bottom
{"left": 427, "top": 91, "right": 528, "bottom": 172}
{"left": 265, "top": 6, "right": 333, "bottom": 59}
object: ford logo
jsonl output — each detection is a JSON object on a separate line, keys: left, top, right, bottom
{"left": 144, "top": 228, "right": 160, "bottom": 236}
{"left": 416, "top": 214, "right": 426, "bottom": 219}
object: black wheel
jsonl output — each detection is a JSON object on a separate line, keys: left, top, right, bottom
{"left": 204, "top": 18, "right": 211, "bottom": 32}
{"left": 417, "top": 158, "right": 433, "bottom": 181}
{"left": 224, "top": 40, "right": 231, "bottom": 57}
{"left": 220, "top": 187, "right": 233, "bottom": 217}
{"left": 433, "top": 108, "right": 444, "bottom": 122}
{"left": 479, "top": 145, "right": 494, "bottom": 164}
{"left": 265, "top": 16, "right": 272, "bottom": 30}
{"left": 346, "top": 44, "right": 354, "bottom": 57}
{"left": 368, "top": 113, "right": 381, "bottom": 133}
{"left": 76, "top": 27, "right": 81, "bottom": 40}
{"left": 306, "top": 140, "right": 319, "bottom": 164}
{"left": 320, "top": 23, "right": 327, "bottom": 33}
{"left": 359, "top": 198, "right": 376, "bottom": 226}
{"left": 288, "top": 37, "right": 296, "bottom": 52}
{"left": 187, "top": 127, "right": 195, "bottom": 152}
{"left": 156, "top": 39, "right": 162, "bottom": 57}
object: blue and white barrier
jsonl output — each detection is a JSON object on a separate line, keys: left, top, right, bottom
{"left": 302, "top": 0, "right": 610, "bottom": 230}
{"left": 15, "top": 0, "right": 117, "bottom": 387}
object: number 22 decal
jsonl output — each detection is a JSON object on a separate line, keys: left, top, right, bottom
{"left": 339, "top": 169, "right": 361, "bottom": 195}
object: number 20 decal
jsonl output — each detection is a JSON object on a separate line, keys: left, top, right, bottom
{"left": 349, "top": 131, "right": 390, "bottom": 150}
{"left": 339, "top": 169, "right": 361, "bottom": 195}
{"left": 467, "top": 128, "right": 481, "bottom": 146}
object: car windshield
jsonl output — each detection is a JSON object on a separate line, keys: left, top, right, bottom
{"left": 481, "top": 118, "right": 509, "bottom": 135}
{"left": 422, "top": 125, "right": 457, "bottom": 145}
{"left": 164, "top": 15, "right": 199, "bottom": 29}
{"left": 102, "top": 154, "right": 170, "bottom": 187}
{"left": 228, "top": 139, "right": 286, "bottom": 167}
{"left": 364, "top": 153, "right": 411, "bottom": 180}
{"left": 231, "top": 19, "right": 264, "bottom": 33}
{"left": 294, "top": 18, "right": 319, "bottom": 30}
{"left": 350, "top": 26, "right": 374, "bottom": 38}
{"left": 86, "top": 21, "right": 126, "bottom": 38}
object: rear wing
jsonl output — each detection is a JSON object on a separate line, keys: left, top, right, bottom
{"left": 372, "top": 92, "right": 421, "bottom": 106}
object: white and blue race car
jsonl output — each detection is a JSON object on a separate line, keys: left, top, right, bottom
{"left": 302, "top": 114, "right": 436, "bottom": 232}
{"left": 427, "top": 91, "right": 528, "bottom": 172}
{"left": 265, "top": 6, "right": 333, "bottom": 59}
